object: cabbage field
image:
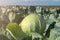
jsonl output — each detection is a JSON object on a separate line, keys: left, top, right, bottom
{"left": 0, "top": 6, "right": 60, "bottom": 40}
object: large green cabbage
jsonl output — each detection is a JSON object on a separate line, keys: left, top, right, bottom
{"left": 19, "top": 13, "right": 46, "bottom": 36}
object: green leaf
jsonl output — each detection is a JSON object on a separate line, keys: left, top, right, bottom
{"left": 6, "top": 23, "right": 27, "bottom": 40}
{"left": 49, "top": 28, "right": 60, "bottom": 40}
{"left": 49, "top": 29, "right": 56, "bottom": 40}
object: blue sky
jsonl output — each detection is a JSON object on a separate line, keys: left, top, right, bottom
{"left": 0, "top": 0, "right": 60, "bottom": 6}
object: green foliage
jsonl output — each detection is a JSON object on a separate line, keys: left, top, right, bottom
{"left": 1, "top": 6, "right": 60, "bottom": 40}
{"left": 6, "top": 23, "right": 27, "bottom": 40}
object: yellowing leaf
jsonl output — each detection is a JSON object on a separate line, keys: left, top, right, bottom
{"left": 6, "top": 23, "right": 27, "bottom": 40}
